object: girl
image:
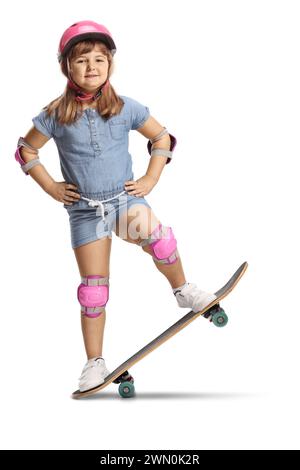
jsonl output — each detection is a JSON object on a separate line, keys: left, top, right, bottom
{"left": 16, "top": 20, "right": 216, "bottom": 392}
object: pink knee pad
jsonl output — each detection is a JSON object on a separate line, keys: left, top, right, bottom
{"left": 77, "top": 275, "right": 109, "bottom": 318}
{"left": 146, "top": 224, "right": 178, "bottom": 265}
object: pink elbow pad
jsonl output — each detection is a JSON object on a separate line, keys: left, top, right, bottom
{"left": 15, "top": 137, "right": 41, "bottom": 175}
{"left": 15, "top": 146, "right": 28, "bottom": 173}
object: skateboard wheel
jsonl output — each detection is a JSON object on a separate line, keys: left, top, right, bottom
{"left": 212, "top": 308, "right": 228, "bottom": 327}
{"left": 118, "top": 381, "right": 135, "bottom": 398}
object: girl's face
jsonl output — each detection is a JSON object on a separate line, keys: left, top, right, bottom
{"left": 70, "top": 45, "right": 109, "bottom": 93}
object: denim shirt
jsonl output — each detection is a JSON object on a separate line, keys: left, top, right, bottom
{"left": 32, "top": 95, "right": 150, "bottom": 207}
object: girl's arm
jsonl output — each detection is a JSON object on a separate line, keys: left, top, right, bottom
{"left": 137, "top": 116, "right": 171, "bottom": 182}
{"left": 124, "top": 116, "right": 173, "bottom": 197}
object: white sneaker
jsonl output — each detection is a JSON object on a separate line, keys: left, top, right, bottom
{"left": 174, "top": 283, "right": 217, "bottom": 313}
{"left": 79, "top": 356, "right": 110, "bottom": 392}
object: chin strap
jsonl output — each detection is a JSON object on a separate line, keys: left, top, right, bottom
{"left": 67, "top": 78, "right": 109, "bottom": 102}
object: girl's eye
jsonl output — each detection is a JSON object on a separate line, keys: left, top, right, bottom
{"left": 76, "top": 60, "right": 104, "bottom": 63}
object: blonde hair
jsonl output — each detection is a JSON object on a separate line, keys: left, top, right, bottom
{"left": 43, "top": 40, "right": 124, "bottom": 125}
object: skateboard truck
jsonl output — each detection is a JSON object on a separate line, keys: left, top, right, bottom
{"left": 113, "top": 370, "right": 135, "bottom": 398}
{"left": 203, "top": 303, "right": 228, "bottom": 327}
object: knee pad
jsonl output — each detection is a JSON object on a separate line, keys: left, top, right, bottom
{"left": 77, "top": 275, "right": 109, "bottom": 318}
{"left": 140, "top": 224, "right": 178, "bottom": 265}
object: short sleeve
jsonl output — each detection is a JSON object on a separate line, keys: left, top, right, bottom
{"left": 126, "top": 97, "right": 150, "bottom": 130}
{"left": 32, "top": 109, "right": 56, "bottom": 138}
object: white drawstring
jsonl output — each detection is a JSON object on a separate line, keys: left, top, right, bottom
{"left": 81, "top": 190, "right": 126, "bottom": 221}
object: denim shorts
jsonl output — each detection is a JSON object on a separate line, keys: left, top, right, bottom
{"left": 66, "top": 190, "right": 151, "bottom": 249}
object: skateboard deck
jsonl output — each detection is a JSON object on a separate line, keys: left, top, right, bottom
{"left": 72, "top": 261, "right": 248, "bottom": 399}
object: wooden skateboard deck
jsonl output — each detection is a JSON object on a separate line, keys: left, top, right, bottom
{"left": 72, "top": 261, "right": 248, "bottom": 399}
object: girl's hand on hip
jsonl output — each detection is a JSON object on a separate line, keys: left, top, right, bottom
{"left": 124, "top": 175, "right": 157, "bottom": 197}
{"left": 46, "top": 181, "right": 81, "bottom": 205}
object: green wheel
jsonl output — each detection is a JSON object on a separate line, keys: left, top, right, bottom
{"left": 212, "top": 308, "right": 228, "bottom": 327}
{"left": 118, "top": 381, "right": 135, "bottom": 398}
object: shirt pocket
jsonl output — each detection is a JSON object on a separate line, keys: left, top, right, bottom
{"left": 109, "top": 118, "right": 127, "bottom": 140}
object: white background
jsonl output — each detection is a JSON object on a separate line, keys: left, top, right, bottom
{"left": 1, "top": 0, "right": 300, "bottom": 450}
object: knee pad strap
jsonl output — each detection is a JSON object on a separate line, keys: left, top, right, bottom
{"left": 77, "top": 275, "right": 109, "bottom": 318}
{"left": 140, "top": 224, "right": 179, "bottom": 265}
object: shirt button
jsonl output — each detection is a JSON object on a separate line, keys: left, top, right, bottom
{"left": 91, "top": 120, "right": 95, "bottom": 123}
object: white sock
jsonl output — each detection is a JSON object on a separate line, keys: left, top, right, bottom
{"left": 173, "top": 282, "right": 189, "bottom": 294}
{"left": 88, "top": 356, "right": 103, "bottom": 363}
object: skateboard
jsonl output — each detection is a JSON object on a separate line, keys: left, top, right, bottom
{"left": 72, "top": 261, "right": 248, "bottom": 399}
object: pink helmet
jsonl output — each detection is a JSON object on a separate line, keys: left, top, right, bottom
{"left": 58, "top": 20, "right": 116, "bottom": 62}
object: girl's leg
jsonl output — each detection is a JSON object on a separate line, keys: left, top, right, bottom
{"left": 116, "top": 204, "right": 186, "bottom": 289}
{"left": 142, "top": 243, "right": 186, "bottom": 289}
{"left": 116, "top": 203, "right": 216, "bottom": 314}
{"left": 74, "top": 237, "right": 112, "bottom": 359}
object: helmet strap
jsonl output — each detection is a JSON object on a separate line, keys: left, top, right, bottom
{"left": 67, "top": 78, "right": 108, "bottom": 102}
